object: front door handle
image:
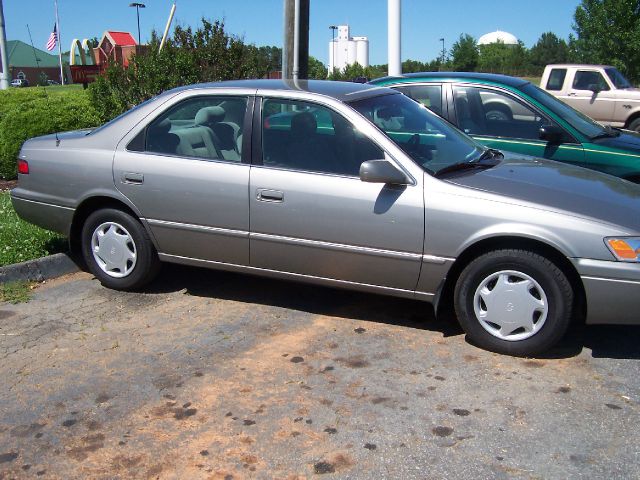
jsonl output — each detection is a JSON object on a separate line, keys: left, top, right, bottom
{"left": 256, "top": 188, "right": 284, "bottom": 202}
{"left": 122, "top": 172, "right": 144, "bottom": 184}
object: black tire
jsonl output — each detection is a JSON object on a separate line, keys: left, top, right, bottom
{"left": 81, "top": 208, "right": 161, "bottom": 291}
{"left": 454, "top": 249, "right": 573, "bottom": 356}
{"left": 627, "top": 118, "right": 640, "bottom": 133}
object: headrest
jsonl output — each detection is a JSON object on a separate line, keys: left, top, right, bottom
{"left": 150, "top": 118, "right": 172, "bottom": 134}
{"left": 291, "top": 111, "right": 317, "bottom": 137}
{"left": 195, "top": 106, "right": 225, "bottom": 126}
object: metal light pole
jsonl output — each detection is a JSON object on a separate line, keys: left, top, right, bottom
{"left": 388, "top": 0, "right": 401, "bottom": 76}
{"left": 129, "top": 2, "right": 145, "bottom": 45}
{"left": 329, "top": 25, "right": 337, "bottom": 75}
{"left": 0, "top": 0, "right": 9, "bottom": 89}
{"left": 439, "top": 37, "right": 445, "bottom": 65}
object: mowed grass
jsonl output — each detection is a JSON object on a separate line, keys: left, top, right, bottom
{"left": 520, "top": 76, "right": 542, "bottom": 86}
{"left": 0, "top": 191, "right": 66, "bottom": 266}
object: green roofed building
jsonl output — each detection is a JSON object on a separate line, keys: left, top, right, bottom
{"left": 2, "top": 40, "right": 67, "bottom": 85}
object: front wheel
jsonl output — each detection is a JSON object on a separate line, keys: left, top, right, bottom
{"left": 81, "top": 208, "right": 160, "bottom": 291}
{"left": 454, "top": 249, "right": 573, "bottom": 356}
{"left": 627, "top": 118, "right": 640, "bottom": 133}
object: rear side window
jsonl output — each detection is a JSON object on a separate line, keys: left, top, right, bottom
{"left": 145, "top": 96, "right": 248, "bottom": 162}
{"left": 394, "top": 84, "right": 443, "bottom": 116}
{"left": 573, "top": 71, "right": 610, "bottom": 91}
{"left": 546, "top": 69, "right": 566, "bottom": 91}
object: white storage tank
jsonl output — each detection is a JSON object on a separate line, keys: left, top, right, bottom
{"left": 354, "top": 37, "right": 369, "bottom": 68}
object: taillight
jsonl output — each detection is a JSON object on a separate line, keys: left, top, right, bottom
{"left": 17, "top": 159, "right": 29, "bottom": 174}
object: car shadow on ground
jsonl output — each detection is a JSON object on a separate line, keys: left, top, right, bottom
{"left": 143, "top": 264, "right": 640, "bottom": 360}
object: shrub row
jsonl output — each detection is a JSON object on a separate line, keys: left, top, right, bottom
{"left": 0, "top": 87, "right": 100, "bottom": 179}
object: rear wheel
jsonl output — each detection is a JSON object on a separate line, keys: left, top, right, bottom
{"left": 81, "top": 208, "right": 160, "bottom": 290}
{"left": 454, "top": 249, "right": 573, "bottom": 356}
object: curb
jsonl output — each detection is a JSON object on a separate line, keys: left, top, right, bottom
{"left": 0, "top": 253, "right": 81, "bottom": 284}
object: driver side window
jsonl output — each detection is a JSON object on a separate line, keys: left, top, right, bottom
{"left": 261, "top": 98, "right": 383, "bottom": 176}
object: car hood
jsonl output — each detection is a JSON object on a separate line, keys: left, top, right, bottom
{"left": 594, "top": 129, "right": 640, "bottom": 151}
{"left": 445, "top": 153, "right": 640, "bottom": 232}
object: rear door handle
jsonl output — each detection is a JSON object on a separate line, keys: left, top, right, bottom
{"left": 256, "top": 188, "right": 284, "bottom": 202}
{"left": 567, "top": 92, "right": 577, "bottom": 96}
{"left": 122, "top": 172, "right": 144, "bottom": 184}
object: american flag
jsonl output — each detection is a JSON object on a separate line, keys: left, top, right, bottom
{"left": 46, "top": 24, "right": 57, "bottom": 51}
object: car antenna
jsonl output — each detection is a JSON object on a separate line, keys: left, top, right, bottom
{"left": 26, "top": 24, "right": 60, "bottom": 146}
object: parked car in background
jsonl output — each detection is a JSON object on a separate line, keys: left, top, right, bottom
{"left": 10, "top": 78, "right": 29, "bottom": 87}
{"left": 371, "top": 72, "right": 640, "bottom": 182}
{"left": 541, "top": 64, "right": 640, "bottom": 131}
{"left": 11, "top": 80, "right": 640, "bottom": 356}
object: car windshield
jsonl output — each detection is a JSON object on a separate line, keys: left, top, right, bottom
{"left": 348, "top": 93, "right": 484, "bottom": 175}
{"left": 520, "top": 83, "right": 606, "bottom": 139}
{"left": 605, "top": 67, "right": 633, "bottom": 89}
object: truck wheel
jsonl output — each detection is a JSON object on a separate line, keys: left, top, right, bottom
{"left": 627, "top": 118, "right": 640, "bottom": 132}
{"left": 454, "top": 249, "right": 573, "bottom": 356}
{"left": 81, "top": 208, "right": 161, "bottom": 291}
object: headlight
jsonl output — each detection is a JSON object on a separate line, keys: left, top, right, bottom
{"left": 605, "top": 237, "right": 640, "bottom": 262}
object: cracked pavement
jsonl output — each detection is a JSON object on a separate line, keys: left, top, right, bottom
{"left": 0, "top": 265, "right": 639, "bottom": 479}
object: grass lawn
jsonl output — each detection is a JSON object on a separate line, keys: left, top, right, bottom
{"left": 520, "top": 76, "right": 542, "bottom": 86}
{"left": 0, "top": 191, "right": 67, "bottom": 266}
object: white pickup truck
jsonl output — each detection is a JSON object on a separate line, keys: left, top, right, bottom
{"left": 540, "top": 64, "right": 640, "bottom": 132}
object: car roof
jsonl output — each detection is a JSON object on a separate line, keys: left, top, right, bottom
{"left": 167, "top": 79, "right": 392, "bottom": 102}
{"left": 545, "top": 64, "right": 614, "bottom": 69}
{"left": 371, "top": 71, "right": 530, "bottom": 88}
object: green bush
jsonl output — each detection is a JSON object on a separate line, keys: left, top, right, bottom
{"left": 0, "top": 87, "right": 100, "bottom": 179}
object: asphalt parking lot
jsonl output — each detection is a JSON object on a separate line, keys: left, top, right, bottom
{"left": 0, "top": 265, "right": 638, "bottom": 479}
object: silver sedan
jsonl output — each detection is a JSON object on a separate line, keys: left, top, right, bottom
{"left": 11, "top": 80, "right": 640, "bottom": 356}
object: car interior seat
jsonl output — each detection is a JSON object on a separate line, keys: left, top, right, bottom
{"left": 147, "top": 119, "right": 180, "bottom": 155}
{"left": 194, "top": 106, "right": 241, "bottom": 161}
{"left": 173, "top": 108, "right": 224, "bottom": 160}
{"left": 286, "top": 112, "right": 338, "bottom": 172}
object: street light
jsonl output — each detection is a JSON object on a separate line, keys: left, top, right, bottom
{"left": 439, "top": 37, "right": 445, "bottom": 65}
{"left": 329, "top": 25, "right": 337, "bottom": 75}
{"left": 129, "top": 2, "right": 146, "bottom": 45}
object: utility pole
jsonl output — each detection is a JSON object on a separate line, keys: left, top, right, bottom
{"left": 440, "top": 37, "right": 445, "bottom": 65}
{"left": 388, "top": 0, "right": 401, "bottom": 76}
{"left": 0, "top": 0, "right": 9, "bottom": 89}
{"left": 282, "top": 0, "right": 309, "bottom": 80}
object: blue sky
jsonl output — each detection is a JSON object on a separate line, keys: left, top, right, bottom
{"left": 5, "top": 0, "right": 580, "bottom": 64}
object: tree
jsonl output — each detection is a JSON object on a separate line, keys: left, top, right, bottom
{"left": 308, "top": 56, "right": 327, "bottom": 79}
{"left": 451, "top": 34, "right": 479, "bottom": 72}
{"left": 571, "top": 0, "right": 640, "bottom": 82}
{"left": 478, "top": 40, "right": 530, "bottom": 75}
{"left": 530, "top": 32, "right": 570, "bottom": 72}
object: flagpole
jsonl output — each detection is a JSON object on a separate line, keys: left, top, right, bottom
{"left": 54, "top": 0, "right": 64, "bottom": 85}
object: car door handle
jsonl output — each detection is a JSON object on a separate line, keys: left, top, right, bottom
{"left": 256, "top": 189, "right": 284, "bottom": 202}
{"left": 122, "top": 172, "right": 144, "bottom": 184}
{"left": 567, "top": 92, "right": 577, "bottom": 96}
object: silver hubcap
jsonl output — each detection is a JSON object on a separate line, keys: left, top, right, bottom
{"left": 91, "top": 222, "right": 137, "bottom": 278}
{"left": 473, "top": 270, "right": 548, "bottom": 341}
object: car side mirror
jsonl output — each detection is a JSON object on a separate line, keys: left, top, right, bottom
{"left": 588, "top": 83, "right": 602, "bottom": 94}
{"left": 539, "top": 124, "right": 564, "bottom": 144}
{"left": 360, "top": 158, "right": 411, "bottom": 185}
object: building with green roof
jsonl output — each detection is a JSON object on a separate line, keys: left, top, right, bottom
{"left": 1, "top": 40, "right": 67, "bottom": 85}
